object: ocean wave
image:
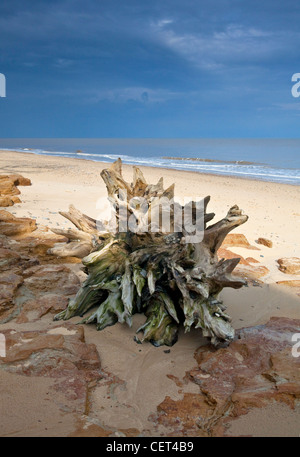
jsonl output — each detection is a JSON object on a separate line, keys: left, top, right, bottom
{"left": 1, "top": 147, "right": 299, "bottom": 185}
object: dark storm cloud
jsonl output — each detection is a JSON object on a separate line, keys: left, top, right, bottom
{"left": 0, "top": 0, "right": 300, "bottom": 136}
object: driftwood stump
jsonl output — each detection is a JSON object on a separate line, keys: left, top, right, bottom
{"left": 51, "top": 159, "right": 248, "bottom": 347}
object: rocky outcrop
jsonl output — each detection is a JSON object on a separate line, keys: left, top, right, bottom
{"left": 277, "top": 257, "right": 300, "bottom": 275}
{"left": 0, "top": 176, "right": 21, "bottom": 196}
{"left": 0, "top": 174, "right": 106, "bottom": 435}
{"left": 0, "top": 206, "right": 81, "bottom": 322}
{"left": 0, "top": 174, "right": 31, "bottom": 207}
{"left": 22, "top": 264, "right": 80, "bottom": 296}
{"left": 8, "top": 174, "right": 31, "bottom": 187}
{"left": 0, "top": 261, "right": 80, "bottom": 323}
{"left": 12, "top": 230, "right": 82, "bottom": 264}
{"left": 153, "top": 317, "right": 300, "bottom": 436}
{"left": 0, "top": 196, "right": 14, "bottom": 207}
{"left": 0, "top": 210, "right": 37, "bottom": 238}
{"left": 16, "top": 294, "right": 70, "bottom": 324}
{"left": 0, "top": 273, "right": 24, "bottom": 318}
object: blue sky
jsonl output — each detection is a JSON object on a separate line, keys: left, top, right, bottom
{"left": 0, "top": 0, "right": 300, "bottom": 137}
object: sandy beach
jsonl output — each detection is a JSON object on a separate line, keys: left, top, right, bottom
{"left": 0, "top": 149, "right": 299, "bottom": 437}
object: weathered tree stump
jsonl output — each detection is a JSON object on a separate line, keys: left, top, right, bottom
{"left": 52, "top": 159, "right": 248, "bottom": 347}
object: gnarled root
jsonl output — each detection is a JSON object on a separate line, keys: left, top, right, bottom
{"left": 53, "top": 159, "right": 248, "bottom": 347}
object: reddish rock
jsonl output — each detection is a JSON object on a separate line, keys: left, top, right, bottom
{"left": 0, "top": 247, "right": 39, "bottom": 275}
{"left": 0, "top": 210, "right": 37, "bottom": 238}
{"left": 0, "top": 177, "right": 20, "bottom": 196}
{"left": 0, "top": 174, "right": 29, "bottom": 206}
{"left": 23, "top": 264, "right": 80, "bottom": 295}
{"left": 154, "top": 317, "right": 300, "bottom": 436}
{"left": 222, "top": 234, "right": 259, "bottom": 250}
{"left": 276, "top": 280, "right": 300, "bottom": 287}
{"left": 0, "top": 247, "right": 21, "bottom": 270}
{"left": 14, "top": 232, "right": 71, "bottom": 262}
{"left": 8, "top": 174, "right": 31, "bottom": 187}
{"left": 277, "top": 257, "right": 300, "bottom": 275}
{"left": 0, "top": 196, "right": 14, "bottom": 207}
{"left": 257, "top": 237, "right": 273, "bottom": 248}
{"left": 153, "top": 393, "right": 211, "bottom": 436}
{"left": 217, "top": 247, "right": 269, "bottom": 282}
{"left": 233, "top": 263, "right": 269, "bottom": 282}
{"left": 0, "top": 323, "right": 102, "bottom": 412}
{"left": 16, "top": 293, "right": 70, "bottom": 323}
{"left": 0, "top": 273, "right": 24, "bottom": 317}
{"left": 10, "top": 196, "right": 21, "bottom": 204}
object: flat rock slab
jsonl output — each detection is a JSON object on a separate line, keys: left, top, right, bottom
{"left": 0, "top": 323, "right": 103, "bottom": 416}
{"left": 22, "top": 264, "right": 80, "bottom": 296}
{"left": 0, "top": 210, "right": 37, "bottom": 238}
{"left": 154, "top": 317, "right": 300, "bottom": 436}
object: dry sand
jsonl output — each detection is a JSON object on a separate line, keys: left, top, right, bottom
{"left": 0, "top": 150, "right": 299, "bottom": 437}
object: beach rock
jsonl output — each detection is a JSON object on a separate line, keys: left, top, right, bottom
{"left": 7, "top": 228, "right": 83, "bottom": 264}
{"left": 0, "top": 323, "right": 102, "bottom": 412}
{"left": 10, "top": 196, "right": 21, "bottom": 204}
{"left": 0, "top": 273, "right": 24, "bottom": 317}
{"left": 16, "top": 294, "right": 70, "bottom": 324}
{"left": 0, "top": 234, "right": 10, "bottom": 248}
{"left": 22, "top": 264, "right": 80, "bottom": 296}
{"left": 217, "top": 247, "right": 269, "bottom": 282}
{"left": 222, "top": 233, "right": 259, "bottom": 250}
{"left": 0, "top": 248, "right": 21, "bottom": 271}
{"left": 0, "top": 196, "right": 14, "bottom": 207}
{"left": 0, "top": 247, "right": 38, "bottom": 274}
{"left": 0, "top": 174, "right": 28, "bottom": 207}
{"left": 153, "top": 317, "right": 300, "bottom": 436}
{"left": 0, "top": 177, "right": 20, "bottom": 196}
{"left": 8, "top": 174, "right": 31, "bottom": 187}
{"left": 14, "top": 232, "right": 69, "bottom": 261}
{"left": 257, "top": 237, "right": 273, "bottom": 248}
{"left": 276, "top": 280, "right": 300, "bottom": 288}
{"left": 277, "top": 257, "right": 300, "bottom": 275}
{"left": 0, "top": 210, "right": 37, "bottom": 238}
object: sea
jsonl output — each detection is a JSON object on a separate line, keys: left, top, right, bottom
{"left": 1, "top": 138, "right": 300, "bottom": 185}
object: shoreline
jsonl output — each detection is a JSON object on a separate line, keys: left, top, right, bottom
{"left": 1, "top": 149, "right": 299, "bottom": 188}
{"left": 1, "top": 149, "right": 299, "bottom": 286}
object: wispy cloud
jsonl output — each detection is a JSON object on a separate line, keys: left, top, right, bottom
{"left": 150, "top": 21, "right": 292, "bottom": 70}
